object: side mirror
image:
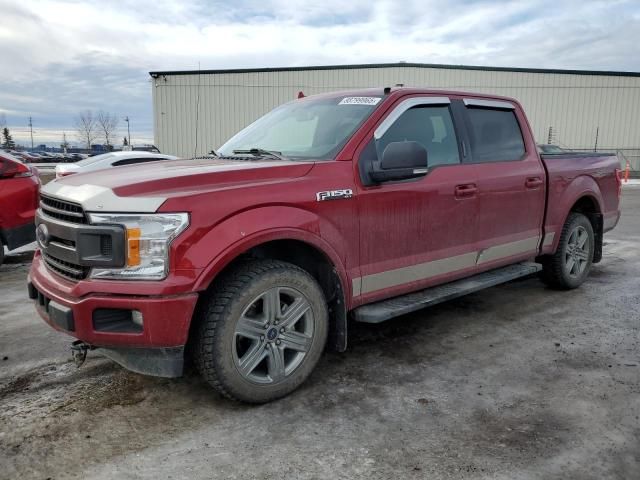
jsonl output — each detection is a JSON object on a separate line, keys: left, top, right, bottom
{"left": 370, "top": 141, "right": 429, "bottom": 183}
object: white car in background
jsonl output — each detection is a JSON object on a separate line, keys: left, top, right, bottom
{"left": 55, "top": 151, "right": 179, "bottom": 178}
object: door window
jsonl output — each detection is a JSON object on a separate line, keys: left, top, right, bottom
{"left": 466, "top": 108, "right": 525, "bottom": 162}
{"left": 376, "top": 105, "right": 460, "bottom": 167}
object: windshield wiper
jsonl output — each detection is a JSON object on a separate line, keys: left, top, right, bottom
{"left": 232, "top": 148, "right": 286, "bottom": 160}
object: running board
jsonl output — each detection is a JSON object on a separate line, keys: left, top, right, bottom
{"left": 353, "top": 262, "right": 542, "bottom": 324}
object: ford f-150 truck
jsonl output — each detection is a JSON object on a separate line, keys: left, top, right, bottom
{"left": 28, "top": 88, "right": 621, "bottom": 403}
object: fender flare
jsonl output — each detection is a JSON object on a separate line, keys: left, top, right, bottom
{"left": 193, "top": 226, "right": 350, "bottom": 296}
{"left": 191, "top": 219, "right": 352, "bottom": 352}
{"left": 549, "top": 175, "right": 604, "bottom": 253}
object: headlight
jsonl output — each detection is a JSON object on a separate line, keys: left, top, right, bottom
{"left": 88, "top": 213, "right": 189, "bottom": 280}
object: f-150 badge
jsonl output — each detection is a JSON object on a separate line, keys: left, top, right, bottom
{"left": 316, "top": 189, "right": 354, "bottom": 202}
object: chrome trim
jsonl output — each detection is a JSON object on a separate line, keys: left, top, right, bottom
{"left": 353, "top": 236, "right": 541, "bottom": 297}
{"left": 476, "top": 237, "right": 540, "bottom": 265}
{"left": 352, "top": 278, "right": 362, "bottom": 297}
{"left": 543, "top": 232, "right": 555, "bottom": 247}
{"left": 374, "top": 96, "right": 451, "bottom": 140}
{"left": 463, "top": 98, "right": 515, "bottom": 110}
{"left": 361, "top": 252, "right": 477, "bottom": 295}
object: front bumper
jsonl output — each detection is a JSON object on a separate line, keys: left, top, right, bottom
{"left": 28, "top": 253, "right": 199, "bottom": 377}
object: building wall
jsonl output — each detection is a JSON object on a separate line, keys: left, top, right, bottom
{"left": 151, "top": 65, "right": 640, "bottom": 158}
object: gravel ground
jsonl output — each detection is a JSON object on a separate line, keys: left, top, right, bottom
{"left": 0, "top": 188, "right": 638, "bottom": 480}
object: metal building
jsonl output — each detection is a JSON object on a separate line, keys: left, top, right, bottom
{"left": 150, "top": 62, "right": 640, "bottom": 168}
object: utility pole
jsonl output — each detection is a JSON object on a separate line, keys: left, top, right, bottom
{"left": 124, "top": 116, "right": 131, "bottom": 146}
{"left": 28, "top": 117, "right": 34, "bottom": 149}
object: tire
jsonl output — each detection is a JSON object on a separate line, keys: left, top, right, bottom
{"left": 194, "top": 259, "right": 328, "bottom": 403}
{"left": 0, "top": 238, "right": 4, "bottom": 267}
{"left": 540, "top": 212, "right": 594, "bottom": 289}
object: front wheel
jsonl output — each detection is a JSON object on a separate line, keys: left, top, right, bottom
{"left": 540, "top": 212, "right": 594, "bottom": 289}
{"left": 194, "top": 259, "right": 328, "bottom": 403}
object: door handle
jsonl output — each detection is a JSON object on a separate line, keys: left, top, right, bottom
{"left": 455, "top": 184, "right": 478, "bottom": 198}
{"left": 525, "top": 177, "right": 543, "bottom": 189}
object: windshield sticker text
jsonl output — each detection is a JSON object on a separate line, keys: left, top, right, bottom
{"left": 338, "top": 97, "right": 381, "bottom": 106}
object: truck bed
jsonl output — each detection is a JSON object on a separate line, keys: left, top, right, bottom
{"left": 540, "top": 151, "right": 621, "bottom": 253}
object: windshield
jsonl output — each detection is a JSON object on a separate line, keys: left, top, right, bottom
{"left": 217, "top": 95, "right": 383, "bottom": 160}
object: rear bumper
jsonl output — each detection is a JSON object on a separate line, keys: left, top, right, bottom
{"left": 2, "top": 221, "right": 36, "bottom": 250}
{"left": 28, "top": 254, "right": 199, "bottom": 376}
{"left": 604, "top": 209, "right": 621, "bottom": 233}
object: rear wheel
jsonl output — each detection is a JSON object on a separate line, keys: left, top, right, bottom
{"left": 0, "top": 237, "right": 4, "bottom": 266}
{"left": 541, "top": 212, "right": 594, "bottom": 289}
{"left": 194, "top": 259, "right": 328, "bottom": 403}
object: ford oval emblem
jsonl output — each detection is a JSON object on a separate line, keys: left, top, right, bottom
{"left": 37, "top": 224, "right": 50, "bottom": 247}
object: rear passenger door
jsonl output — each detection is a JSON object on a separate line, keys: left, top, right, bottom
{"left": 459, "top": 98, "right": 545, "bottom": 270}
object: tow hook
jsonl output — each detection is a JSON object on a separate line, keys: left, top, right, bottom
{"left": 70, "top": 340, "right": 92, "bottom": 367}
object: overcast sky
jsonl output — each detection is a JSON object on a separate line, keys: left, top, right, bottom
{"left": 1, "top": 0, "right": 638, "bottom": 147}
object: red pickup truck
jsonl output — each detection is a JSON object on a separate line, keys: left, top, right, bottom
{"left": 28, "top": 88, "right": 621, "bottom": 403}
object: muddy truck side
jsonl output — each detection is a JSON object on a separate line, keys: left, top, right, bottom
{"left": 27, "top": 88, "right": 621, "bottom": 402}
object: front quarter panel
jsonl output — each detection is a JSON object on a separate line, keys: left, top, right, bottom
{"left": 160, "top": 161, "right": 359, "bottom": 305}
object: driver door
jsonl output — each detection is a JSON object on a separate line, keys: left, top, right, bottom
{"left": 354, "top": 96, "right": 479, "bottom": 304}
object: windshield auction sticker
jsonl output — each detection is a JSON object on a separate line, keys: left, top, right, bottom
{"left": 338, "top": 97, "right": 382, "bottom": 105}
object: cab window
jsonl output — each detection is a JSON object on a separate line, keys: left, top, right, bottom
{"left": 375, "top": 105, "right": 461, "bottom": 167}
{"left": 465, "top": 108, "right": 525, "bottom": 162}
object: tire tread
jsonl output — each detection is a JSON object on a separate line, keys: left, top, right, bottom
{"left": 194, "top": 259, "right": 317, "bottom": 403}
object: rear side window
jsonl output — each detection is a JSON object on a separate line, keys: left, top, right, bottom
{"left": 466, "top": 108, "right": 525, "bottom": 162}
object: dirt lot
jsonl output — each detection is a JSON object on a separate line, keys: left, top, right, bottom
{"left": 1, "top": 189, "right": 638, "bottom": 480}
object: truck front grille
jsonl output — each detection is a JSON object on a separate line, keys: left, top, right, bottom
{"left": 37, "top": 195, "right": 125, "bottom": 282}
{"left": 43, "top": 252, "right": 90, "bottom": 281}
{"left": 40, "top": 195, "right": 87, "bottom": 224}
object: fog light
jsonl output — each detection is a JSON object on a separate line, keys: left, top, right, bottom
{"left": 132, "top": 310, "right": 144, "bottom": 327}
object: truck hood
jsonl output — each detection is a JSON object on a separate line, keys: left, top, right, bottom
{"left": 42, "top": 157, "right": 315, "bottom": 212}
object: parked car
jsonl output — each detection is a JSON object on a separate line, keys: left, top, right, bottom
{"left": 0, "top": 152, "right": 39, "bottom": 266}
{"left": 24, "top": 152, "right": 43, "bottom": 161}
{"left": 28, "top": 88, "right": 621, "bottom": 403}
{"left": 11, "top": 152, "right": 35, "bottom": 162}
{"left": 54, "top": 151, "right": 179, "bottom": 178}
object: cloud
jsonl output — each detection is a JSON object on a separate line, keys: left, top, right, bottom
{"left": 0, "top": 0, "right": 638, "bottom": 146}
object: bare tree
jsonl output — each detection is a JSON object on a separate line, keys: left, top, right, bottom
{"left": 74, "top": 110, "right": 98, "bottom": 151}
{"left": 96, "top": 111, "right": 119, "bottom": 150}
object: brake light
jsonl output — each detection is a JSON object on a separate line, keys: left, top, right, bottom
{"left": 0, "top": 158, "right": 32, "bottom": 178}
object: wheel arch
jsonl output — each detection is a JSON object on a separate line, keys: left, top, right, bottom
{"left": 565, "top": 194, "right": 604, "bottom": 263}
{"left": 545, "top": 173, "right": 605, "bottom": 262}
{"left": 191, "top": 230, "right": 350, "bottom": 352}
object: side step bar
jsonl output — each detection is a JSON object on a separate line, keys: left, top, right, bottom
{"left": 353, "top": 262, "right": 542, "bottom": 324}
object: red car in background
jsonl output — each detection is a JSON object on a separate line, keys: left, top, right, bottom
{"left": 0, "top": 152, "right": 40, "bottom": 266}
